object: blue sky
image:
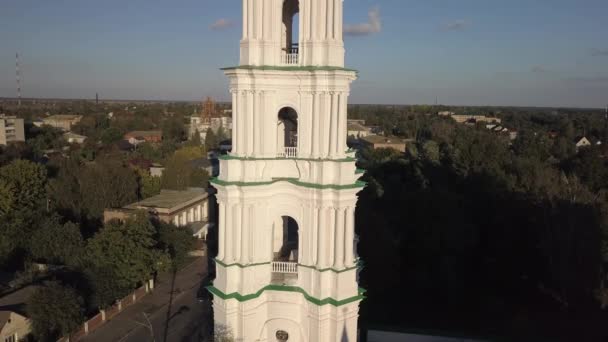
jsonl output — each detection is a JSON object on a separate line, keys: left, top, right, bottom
{"left": 1, "top": 0, "right": 607, "bottom": 107}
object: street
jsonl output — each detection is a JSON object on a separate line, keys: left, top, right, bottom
{"left": 82, "top": 256, "right": 213, "bottom": 342}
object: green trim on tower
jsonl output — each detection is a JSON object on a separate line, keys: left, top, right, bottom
{"left": 355, "top": 169, "right": 365, "bottom": 174}
{"left": 207, "top": 284, "right": 366, "bottom": 307}
{"left": 218, "top": 154, "right": 356, "bottom": 163}
{"left": 210, "top": 177, "right": 367, "bottom": 190}
{"left": 215, "top": 259, "right": 359, "bottom": 274}
{"left": 215, "top": 259, "right": 271, "bottom": 268}
{"left": 222, "top": 65, "right": 358, "bottom": 73}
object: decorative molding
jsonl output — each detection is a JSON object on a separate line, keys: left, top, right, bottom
{"left": 208, "top": 284, "right": 366, "bottom": 307}
{"left": 210, "top": 177, "right": 367, "bottom": 190}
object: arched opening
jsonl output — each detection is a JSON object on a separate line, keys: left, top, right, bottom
{"left": 277, "top": 107, "right": 298, "bottom": 158}
{"left": 274, "top": 216, "right": 299, "bottom": 262}
{"left": 282, "top": 0, "right": 299, "bottom": 64}
{"left": 271, "top": 215, "right": 299, "bottom": 284}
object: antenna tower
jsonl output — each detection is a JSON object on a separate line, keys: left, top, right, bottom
{"left": 16, "top": 53, "right": 21, "bottom": 107}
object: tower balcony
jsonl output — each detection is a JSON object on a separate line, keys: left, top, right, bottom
{"left": 280, "top": 46, "right": 299, "bottom": 65}
{"left": 271, "top": 261, "right": 298, "bottom": 285}
{"left": 277, "top": 147, "right": 298, "bottom": 158}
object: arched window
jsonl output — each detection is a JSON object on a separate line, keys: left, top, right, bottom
{"left": 282, "top": 0, "right": 299, "bottom": 64}
{"left": 274, "top": 216, "right": 299, "bottom": 262}
{"left": 277, "top": 107, "right": 298, "bottom": 158}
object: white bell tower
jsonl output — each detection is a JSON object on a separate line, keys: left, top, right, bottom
{"left": 209, "top": 1, "right": 364, "bottom": 341}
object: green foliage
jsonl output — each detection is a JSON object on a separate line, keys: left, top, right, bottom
{"left": 204, "top": 129, "right": 219, "bottom": 151}
{"left": 85, "top": 214, "right": 166, "bottom": 293}
{"left": 137, "top": 168, "right": 161, "bottom": 199}
{"left": 161, "top": 148, "right": 209, "bottom": 190}
{"left": 27, "top": 282, "right": 85, "bottom": 341}
{"left": 30, "top": 219, "right": 84, "bottom": 265}
{"left": 0, "top": 178, "right": 15, "bottom": 217}
{"left": 0, "top": 159, "right": 47, "bottom": 212}
{"left": 162, "top": 118, "right": 186, "bottom": 142}
{"left": 156, "top": 222, "right": 196, "bottom": 269}
{"left": 26, "top": 125, "right": 65, "bottom": 158}
{"left": 100, "top": 127, "right": 124, "bottom": 145}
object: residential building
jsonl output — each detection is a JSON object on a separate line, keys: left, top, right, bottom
{"left": 63, "top": 132, "right": 87, "bottom": 144}
{"left": 0, "top": 286, "right": 39, "bottom": 342}
{"left": 360, "top": 135, "right": 413, "bottom": 153}
{"left": 103, "top": 187, "right": 211, "bottom": 239}
{"left": 347, "top": 122, "right": 372, "bottom": 139}
{"left": 42, "top": 115, "right": 82, "bottom": 131}
{"left": 123, "top": 131, "right": 163, "bottom": 145}
{"left": 451, "top": 115, "right": 502, "bottom": 124}
{"left": 575, "top": 136, "right": 592, "bottom": 150}
{"left": 0, "top": 115, "right": 25, "bottom": 146}
{"left": 210, "top": 0, "right": 363, "bottom": 340}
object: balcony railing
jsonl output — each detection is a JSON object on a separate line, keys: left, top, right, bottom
{"left": 271, "top": 261, "right": 298, "bottom": 274}
{"left": 281, "top": 47, "right": 299, "bottom": 65}
{"left": 277, "top": 147, "right": 297, "bottom": 158}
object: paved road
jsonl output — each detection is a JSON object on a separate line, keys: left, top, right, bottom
{"left": 82, "top": 257, "right": 213, "bottom": 342}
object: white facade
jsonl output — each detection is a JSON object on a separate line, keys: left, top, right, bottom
{"left": 210, "top": 1, "right": 363, "bottom": 342}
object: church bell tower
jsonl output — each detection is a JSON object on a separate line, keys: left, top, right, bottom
{"left": 209, "top": 1, "right": 364, "bottom": 341}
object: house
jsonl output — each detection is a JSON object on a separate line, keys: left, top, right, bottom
{"left": 149, "top": 164, "right": 165, "bottom": 178}
{"left": 103, "top": 187, "right": 212, "bottom": 240}
{"left": 451, "top": 115, "right": 501, "bottom": 124}
{"left": 63, "top": 132, "right": 87, "bottom": 144}
{"left": 575, "top": 136, "right": 592, "bottom": 150}
{"left": 123, "top": 131, "right": 163, "bottom": 145}
{"left": 360, "top": 135, "right": 413, "bottom": 153}
{"left": 347, "top": 122, "right": 372, "bottom": 140}
{"left": 0, "top": 115, "right": 25, "bottom": 146}
{"left": 438, "top": 111, "right": 455, "bottom": 116}
{"left": 42, "top": 115, "right": 82, "bottom": 131}
{"left": 0, "top": 285, "right": 40, "bottom": 342}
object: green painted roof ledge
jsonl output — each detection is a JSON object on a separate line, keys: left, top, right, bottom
{"left": 210, "top": 177, "right": 367, "bottom": 190}
{"left": 207, "top": 284, "right": 366, "bottom": 307}
{"left": 218, "top": 154, "right": 355, "bottom": 162}
{"left": 215, "top": 258, "right": 360, "bottom": 274}
{"left": 222, "top": 65, "right": 358, "bottom": 73}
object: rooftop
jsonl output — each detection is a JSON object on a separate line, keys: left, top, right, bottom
{"left": 347, "top": 123, "right": 369, "bottom": 131}
{"left": 0, "top": 285, "right": 41, "bottom": 317}
{"left": 125, "top": 187, "right": 208, "bottom": 211}
{"left": 43, "top": 114, "right": 82, "bottom": 121}
{"left": 361, "top": 135, "right": 413, "bottom": 145}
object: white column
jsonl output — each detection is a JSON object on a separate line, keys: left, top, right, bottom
{"left": 174, "top": 215, "right": 179, "bottom": 227}
{"left": 330, "top": 92, "right": 339, "bottom": 157}
{"left": 231, "top": 90, "right": 238, "bottom": 155}
{"left": 338, "top": 92, "right": 347, "bottom": 155}
{"left": 345, "top": 206, "right": 355, "bottom": 265}
{"left": 242, "top": 0, "right": 248, "bottom": 39}
{"left": 258, "top": 91, "right": 265, "bottom": 156}
{"left": 218, "top": 202, "right": 226, "bottom": 260}
{"left": 317, "top": 207, "right": 327, "bottom": 267}
{"left": 241, "top": 204, "right": 250, "bottom": 263}
{"left": 234, "top": 204, "right": 242, "bottom": 262}
{"left": 312, "top": 92, "right": 320, "bottom": 158}
{"left": 246, "top": 91, "right": 254, "bottom": 156}
{"left": 338, "top": 0, "right": 343, "bottom": 41}
{"left": 255, "top": 0, "right": 262, "bottom": 39}
{"left": 240, "top": 91, "right": 247, "bottom": 157}
{"left": 322, "top": 0, "right": 328, "bottom": 39}
{"left": 247, "top": 0, "right": 254, "bottom": 40}
{"left": 332, "top": 0, "right": 339, "bottom": 40}
{"left": 311, "top": 0, "right": 317, "bottom": 40}
{"left": 224, "top": 204, "right": 234, "bottom": 262}
{"left": 311, "top": 207, "right": 319, "bottom": 264}
{"left": 322, "top": 92, "right": 331, "bottom": 158}
{"left": 249, "top": 205, "right": 255, "bottom": 263}
{"left": 334, "top": 207, "right": 345, "bottom": 268}
{"left": 327, "top": 208, "right": 336, "bottom": 266}
{"left": 253, "top": 91, "right": 260, "bottom": 155}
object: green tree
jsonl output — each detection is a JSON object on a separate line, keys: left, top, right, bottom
{"left": 85, "top": 214, "right": 167, "bottom": 291}
{"left": 0, "top": 159, "right": 47, "bottom": 212}
{"left": 204, "top": 129, "right": 219, "bottom": 151}
{"left": 27, "top": 282, "right": 85, "bottom": 341}
{"left": 137, "top": 168, "right": 161, "bottom": 199}
{"left": 156, "top": 222, "right": 196, "bottom": 269}
{"left": 100, "top": 127, "right": 123, "bottom": 145}
{"left": 29, "top": 219, "right": 84, "bottom": 265}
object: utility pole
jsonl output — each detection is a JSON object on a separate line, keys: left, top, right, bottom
{"left": 16, "top": 53, "right": 21, "bottom": 107}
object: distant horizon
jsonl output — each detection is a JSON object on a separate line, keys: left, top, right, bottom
{"left": 1, "top": 0, "right": 607, "bottom": 108}
{"left": 0, "top": 96, "right": 605, "bottom": 111}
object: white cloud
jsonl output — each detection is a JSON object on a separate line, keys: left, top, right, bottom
{"left": 590, "top": 48, "right": 608, "bottom": 56}
{"left": 442, "top": 20, "right": 470, "bottom": 31}
{"left": 531, "top": 65, "right": 548, "bottom": 73}
{"left": 210, "top": 18, "right": 234, "bottom": 30}
{"left": 344, "top": 7, "right": 382, "bottom": 37}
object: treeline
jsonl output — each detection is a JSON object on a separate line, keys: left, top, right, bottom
{"left": 356, "top": 115, "right": 608, "bottom": 340}
{"left": 0, "top": 159, "right": 196, "bottom": 341}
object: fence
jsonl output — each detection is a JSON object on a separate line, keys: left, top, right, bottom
{"left": 57, "top": 279, "right": 154, "bottom": 342}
